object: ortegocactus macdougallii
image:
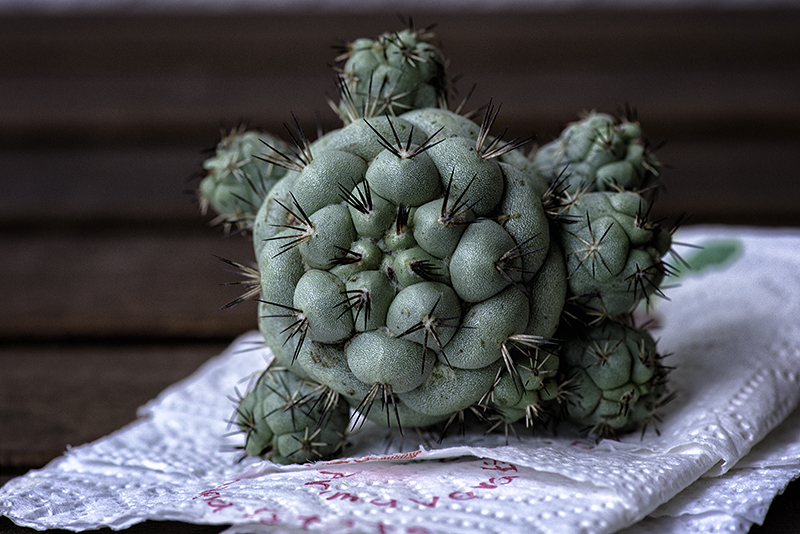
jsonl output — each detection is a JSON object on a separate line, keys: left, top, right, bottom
{"left": 201, "top": 23, "right": 677, "bottom": 464}
{"left": 332, "top": 21, "right": 450, "bottom": 123}
{"left": 252, "top": 104, "right": 559, "bottom": 434}
{"left": 556, "top": 319, "right": 671, "bottom": 438}
{"left": 532, "top": 110, "right": 662, "bottom": 196}
{"left": 199, "top": 126, "right": 291, "bottom": 233}
{"left": 234, "top": 366, "right": 350, "bottom": 464}
{"left": 556, "top": 190, "right": 673, "bottom": 318}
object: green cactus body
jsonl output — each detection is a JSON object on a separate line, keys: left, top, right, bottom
{"left": 559, "top": 191, "right": 671, "bottom": 317}
{"left": 235, "top": 366, "right": 350, "bottom": 464}
{"left": 336, "top": 27, "right": 449, "bottom": 122}
{"left": 532, "top": 112, "right": 661, "bottom": 194}
{"left": 558, "top": 321, "right": 669, "bottom": 437}
{"left": 199, "top": 129, "right": 290, "bottom": 231}
{"left": 250, "top": 105, "right": 560, "bottom": 431}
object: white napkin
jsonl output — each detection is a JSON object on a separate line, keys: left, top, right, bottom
{"left": 2, "top": 225, "right": 800, "bottom": 534}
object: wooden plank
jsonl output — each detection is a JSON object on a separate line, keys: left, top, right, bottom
{"left": 650, "top": 138, "right": 800, "bottom": 226}
{"left": 0, "top": 341, "right": 239, "bottom": 534}
{"left": 2, "top": 66, "right": 798, "bottom": 146}
{"left": 0, "top": 517, "right": 227, "bottom": 533}
{"left": 0, "top": 228, "right": 258, "bottom": 340}
{"left": 0, "top": 146, "right": 208, "bottom": 223}
{"left": 1, "top": 340, "right": 799, "bottom": 532}
{"left": 1, "top": 179, "right": 796, "bottom": 346}
{"left": 1, "top": 12, "right": 797, "bottom": 532}
{"left": 0, "top": 10, "right": 798, "bottom": 145}
{"left": 1, "top": 10, "right": 796, "bottom": 76}
{"left": 0, "top": 517, "right": 230, "bottom": 534}
{"left": 2, "top": 139, "right": 798, "bottom": 226}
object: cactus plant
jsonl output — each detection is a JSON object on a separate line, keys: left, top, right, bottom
{"left": 556, "top": 319, "right": 671, "bottom": 438}
{"left": 252, "top": 104, "right": 560, "bottom": 433}
{"left": 234, "top": 366, "right": 350, "bottom": 464}
{"left": 199, "top": 126, "right": 291, "bottom": 233}
{"left": 556, "top": 190, "right": 672, "bottom": 317}
{"left": 332, "top": 21, "right": 450, "bottom": 123}
{"left": 201, "top": 22, "right": 676, "bottom": 463}
{"left": 532, "top": 110, "right": 662, "bottom": 196}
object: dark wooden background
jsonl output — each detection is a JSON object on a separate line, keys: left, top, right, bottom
{"left": 1, "top": 8, "right": 799, "bottom": 533}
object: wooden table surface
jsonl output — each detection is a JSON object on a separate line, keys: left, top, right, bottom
{"left": 1, "top": 8, "right": 799, "bottom": 533}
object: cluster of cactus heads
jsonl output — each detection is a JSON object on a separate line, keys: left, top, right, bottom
{"left": 199, "top": 22, "right": 677, "bottom": 464}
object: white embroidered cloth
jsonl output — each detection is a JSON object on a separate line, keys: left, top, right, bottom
{"left": 2, "top": 225, "right": 800, "bottom": 534}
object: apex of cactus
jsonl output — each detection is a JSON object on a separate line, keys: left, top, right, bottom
{"left": 332, "top": 22, "right": 450, "bottom": 124}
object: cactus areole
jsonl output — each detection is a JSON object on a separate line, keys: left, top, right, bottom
{"left": 199, "top": 22, "right": 676, "bottom": 464}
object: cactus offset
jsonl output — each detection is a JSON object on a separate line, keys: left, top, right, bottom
{"left": 556, "top": 320, "right": 671, "bottom": 438}
{"left": 532, "top": 110, "right": 662, "bottom": 196}
{"left": 333, "top": 22, "right": 450, "bottom": 123}
{"left": 234, "top": 366, "right": 349, "bottom": 464}
{"left": 199, "top": 127, "right": 290, "bottom": 233}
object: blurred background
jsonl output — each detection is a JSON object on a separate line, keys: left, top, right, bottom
{"left": 1, "top": 0, "right": 799, "bottom": 531}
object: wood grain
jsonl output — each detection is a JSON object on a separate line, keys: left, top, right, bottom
{"left": 0, "top": 228, "right": 257, "bottom": 340}
{"left": 2, "top": 138, "right": 798, "bottom": 227}
{"left": 0, "top": 10, "right": 798, "bottom": 146}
